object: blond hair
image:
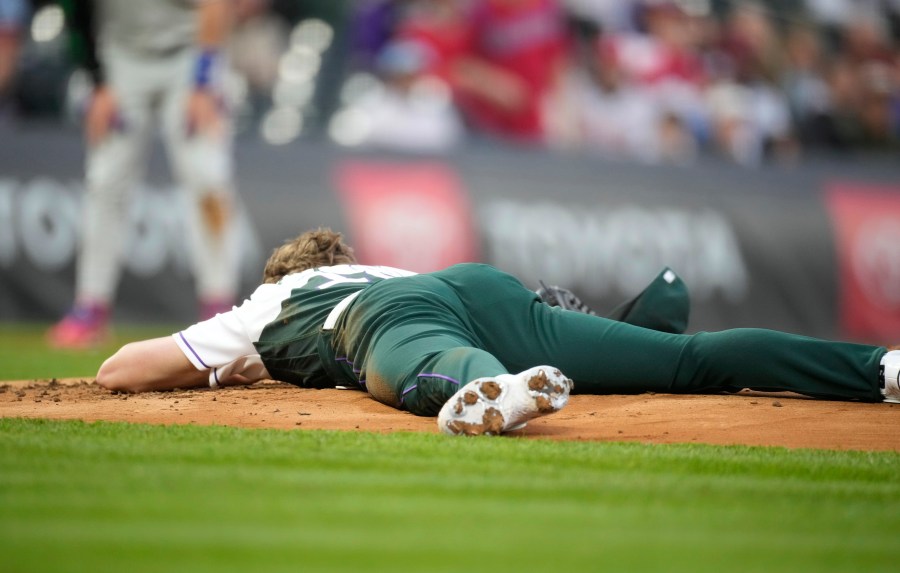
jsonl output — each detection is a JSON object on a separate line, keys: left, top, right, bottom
{"left": 262, "top": 228, "right": 357, "bottom": 284}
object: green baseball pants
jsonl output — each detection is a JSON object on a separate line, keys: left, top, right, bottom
{"left": 333, "top": 263, "right": 885, "bottom": 416}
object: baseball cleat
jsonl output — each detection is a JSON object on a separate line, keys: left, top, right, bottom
{"left": 437, "top": 365, "right": 573, "bottom": 436}
{"left": 47, "top": 304, "right": 110, "bottom": 350}
{"left": 880, "top": 350, "right": 900, "bottom": 404}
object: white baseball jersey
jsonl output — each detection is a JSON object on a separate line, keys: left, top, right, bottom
{"left": 174, "top": 265, "right": 417, "bottom": 388}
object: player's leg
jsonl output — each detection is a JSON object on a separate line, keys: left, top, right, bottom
{"left": 529, "top": 314, "right": 884, "bottom": 401}
{"left": 48, "top": 53, "right": 155, "bottom": 348}
{"left": 360, "top": 321, "right": 507, "bottom": 414}
{"left": 672, "top": 330, "right": 884, "bottom": 401}
{"left": 444, "top": 264, "right": 886, "bottom": 402}
{"left": 362, "top": 323, "right": 572, "bottom": 435}
{"left": 525, "top": 300, "right": 883, "bottom": 401}
{"left": 338, "top": 275, "right": 572, "bottom": 434}
{"left": 161, "top": 49, "right": 239, "bottom": 320}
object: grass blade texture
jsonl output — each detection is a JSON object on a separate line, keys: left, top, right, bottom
{"left": 1, "top": 418, "right": 898, "bottom": 573}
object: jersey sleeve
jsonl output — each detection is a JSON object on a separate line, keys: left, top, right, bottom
{"left": 173, "top": 310, "right": 257, "bottom": 371}
{"left": 172, "top": 283, "right": 289, "bottom": 387}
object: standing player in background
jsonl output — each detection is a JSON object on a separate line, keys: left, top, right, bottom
{"left": 49, "top": 0, "right": 242, "bottom": 348}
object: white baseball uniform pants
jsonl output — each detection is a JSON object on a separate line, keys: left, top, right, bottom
{"left": 76, "top": 45, "right": 239, "bottom": 308}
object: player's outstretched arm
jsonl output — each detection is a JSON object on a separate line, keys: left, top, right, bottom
{"left": 96, "top": 337, "right": 208, "bottom": 393}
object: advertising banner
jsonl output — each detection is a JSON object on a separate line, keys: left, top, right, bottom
{"left": 334, "top": 161, "right": 480, "bottom": 272}
{"left": 826, "top": 183, "right": 900, "bottom": 342}
{"left": 2, "top": 125, "right": 899, "bottom": 341}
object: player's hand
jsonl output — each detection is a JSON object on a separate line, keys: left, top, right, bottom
{"left": 186, "top": 88, "right": 225, "bottom": 138}
{"left": 84, "top": 86, "right": 120, "bottom": 146}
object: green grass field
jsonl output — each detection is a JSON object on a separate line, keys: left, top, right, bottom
{"left": 2, "top": 324, "right": 898, "bottom": 572}
{"left": 1, "top": 418, "right": 898, "bottom": 573}
{"left": 0, "top": 323, "right": 179, "bottom": 380}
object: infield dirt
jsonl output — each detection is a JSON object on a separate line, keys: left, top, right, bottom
{"left": 2, "top": 378, "right": 898, "bottom": 451}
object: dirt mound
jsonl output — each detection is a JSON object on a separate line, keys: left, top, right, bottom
{"left": 1, "top": 378, "right": 898, "bottom": 451}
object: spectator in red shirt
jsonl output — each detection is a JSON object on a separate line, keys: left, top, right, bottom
{"left": 396, "top": 0, "right": 471, "bottom": 82}
{"left": 446, "top": 0, "right": 570, "bottom": 142}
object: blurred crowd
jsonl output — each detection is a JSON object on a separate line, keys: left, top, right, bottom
{"left": 2, "top": 0, "right": 900, "bottom": 166}
{"left": 340, "top": 0, "right": 900, "bottom": 164}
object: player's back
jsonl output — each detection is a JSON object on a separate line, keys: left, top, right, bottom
{"left": 254, "top": 265, "right": 417, "bottom": 387}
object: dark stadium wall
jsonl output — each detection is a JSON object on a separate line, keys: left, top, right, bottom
{"left": 1, "top": 125, "right": 899, "bottom": 343}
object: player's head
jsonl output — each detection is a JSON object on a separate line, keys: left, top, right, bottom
{"left": 263, "top": 227, "right": 357, "bottom": 283}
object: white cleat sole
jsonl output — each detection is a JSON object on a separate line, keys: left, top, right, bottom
{"left": 881, "top": 350, "right": 900, "bottom": 404}
{"left": 437, "top": 365, "right": 573, "bottom": 436}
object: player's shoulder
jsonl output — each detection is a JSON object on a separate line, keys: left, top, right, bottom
{"left": 311, "top": 264, "right": 418, "bottom": 279}
{"left": 269, "top": 264, "right": 418, "bottom": 290}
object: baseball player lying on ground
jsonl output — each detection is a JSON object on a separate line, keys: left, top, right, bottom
{"left": 96, "top": 228, "right": 900, "bottom": 436}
